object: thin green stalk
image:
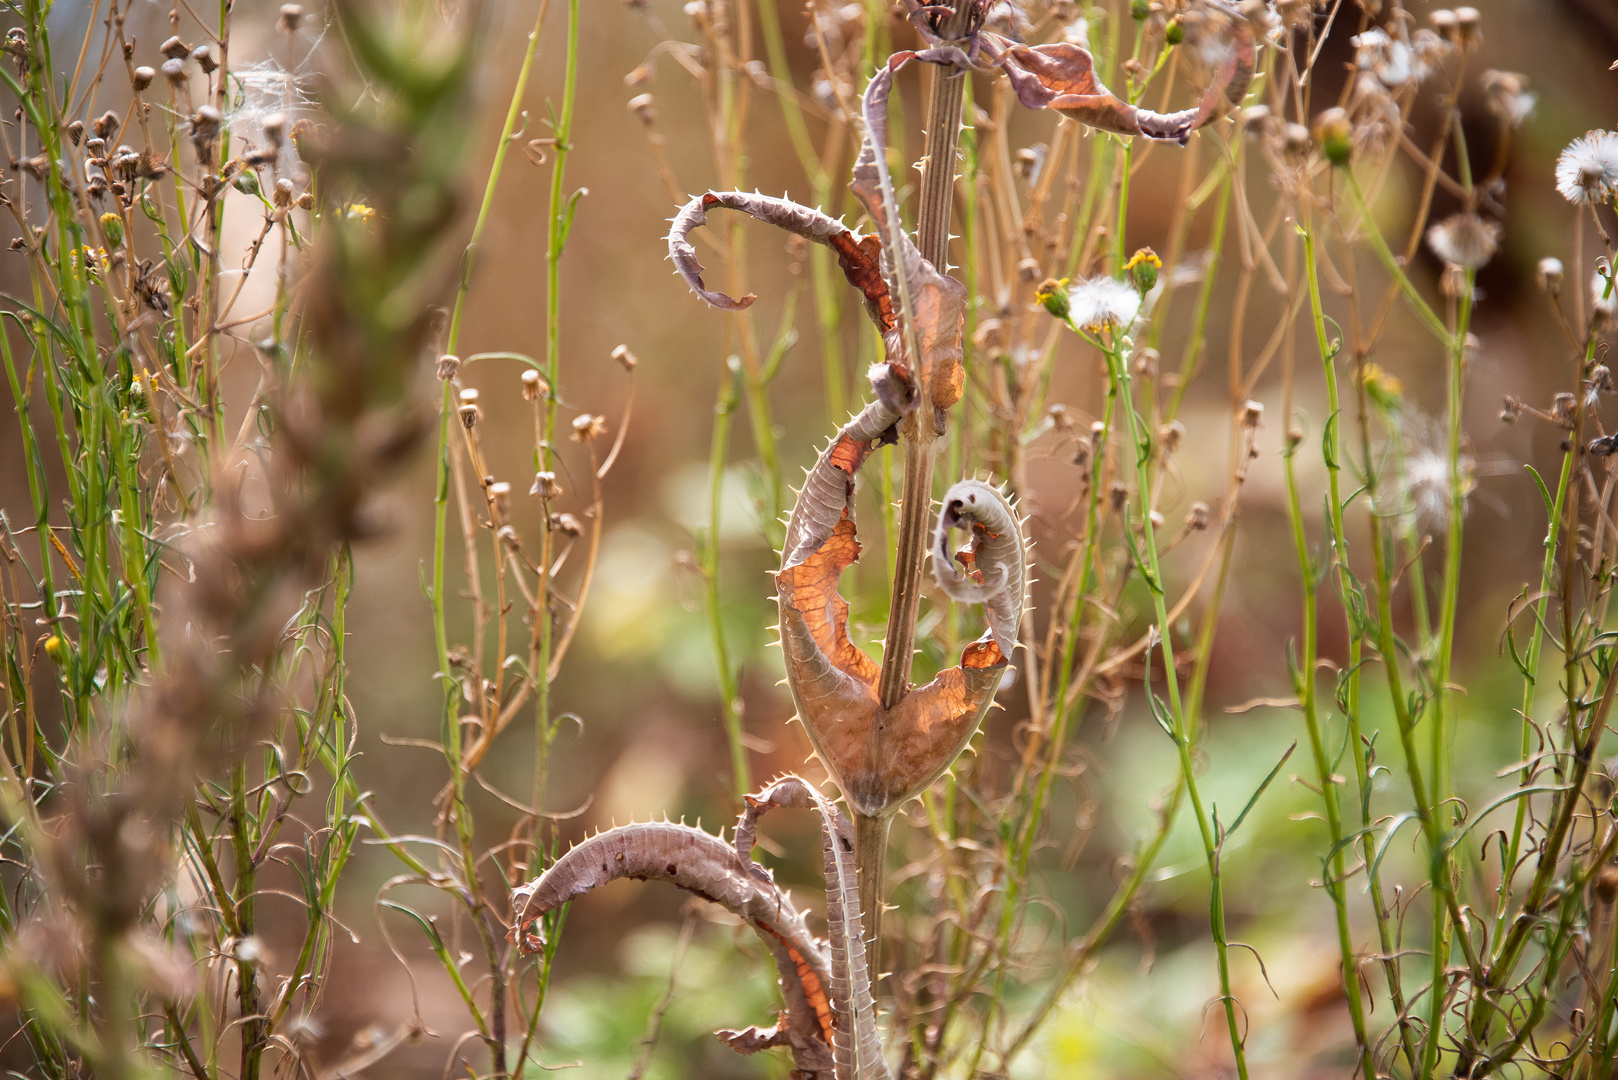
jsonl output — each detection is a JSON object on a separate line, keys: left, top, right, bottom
{"left": 1097, "top": 318, "right": 1250, "bottom": 1080}
{"left": 540, "top": 0, "right": 579, "bottom": 812}
{"left": 705, "top": 360, "right": 749, "bottom": 803}
{"left": 1288, "top": 220, "right": 1375, "bottom": 1079}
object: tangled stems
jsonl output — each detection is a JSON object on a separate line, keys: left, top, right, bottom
{"left": 1046, "top": 309, "right": 1251, "bottom": 1079}
{"left": 1292, "top": 216, "right": 1377, "bottom": 1079}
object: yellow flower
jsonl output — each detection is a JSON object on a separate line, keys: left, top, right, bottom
{"left": 345, "top": 203, "right": 376, "bottom": 222}
{"left": 1361, "top": 363, "right": 1403, "bottom": 408}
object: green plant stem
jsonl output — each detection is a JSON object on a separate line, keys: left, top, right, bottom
{"left": 1292, "top": 218, "right": 1375, "bottom": 1078}
{"left": 538, "top": 0, "right": 579, "bottom": 813}
{"left": 1100, "top": 324, "right": 1249, "bottom": 1080}
{"left": 706, "top": 360, "right": 750, "bottom": 803}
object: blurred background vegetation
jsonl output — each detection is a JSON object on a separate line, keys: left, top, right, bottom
{"left": 4, "top": 0, "right": 1618, "bottom": 1076}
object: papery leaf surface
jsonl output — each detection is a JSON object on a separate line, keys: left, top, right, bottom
{"left": 509, "top": 818, "right": 835, "bottom": 1076}
{"left": 743, "top": 777, "right": 890, "bottom": 1080}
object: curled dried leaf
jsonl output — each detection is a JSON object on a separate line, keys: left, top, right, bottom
{"left": 982, "top": 4, "right": 1255, "bottom": 144}
{"left": 850, "top": 51, "right": 970, "bottom": 411}
{"left": 779, "top": 370, "right": 1014, "bottom": 818}
{"left": 743, "top": 777, "right": 889, "bottom": 1080}
{"left": 508, "top": 818, "right": 835, "bottom": 1076}
{"left": 932, "top": 479, "right": 1027, "bottom": 657}
{"left": 667, "top": 190, "right": 896, "bottom": 335}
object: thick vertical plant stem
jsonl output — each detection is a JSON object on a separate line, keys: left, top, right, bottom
{"left": 860, "top": 0, "right": 975, "bottom": 987}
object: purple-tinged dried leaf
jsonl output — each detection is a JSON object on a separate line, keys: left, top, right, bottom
{"left": 743, "top": 777, "right": 889, "bottom": 1080}
{"left": 849, "top": 51, "right": 970, "bottom": 410}
{"left": 980, "top": 5, "right": 1255, "bottom": 144}
{"left": 667, "top": 190, "right": 897, "bottom": 335}
{"left": 509, "top": 819, "right": 835, "bottom": 1076}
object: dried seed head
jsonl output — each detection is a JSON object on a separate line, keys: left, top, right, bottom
{"left": 1591, "top": 365, "right": 1613, "bottom": 395}
{"left": 437, "top": 354, "right": 461, "bottom": 380}
{"left": 1500, "top": 395, "right": 1522, "bottom": 424}
{"left": 531, "top": 471, "right": 562, "bottom": 500}
{"left": 191, "top": 45, "right": 216, "bottom": 73}
{"left": 262, "top": 112, "right": 286, "bottom": 145}
{"left": 1242, "top": 104, "right": 1272, "bottom": 138}
{"left": 1091, "top": 419, "right": 1107, "bottom": 440}
{"left": 1241, "top": 400, "right": 1264, "bottom": 428}
{"left": 1159, "top": 419, "right": 1185, "bottom": 453}
{"left": 1187, "top": 501, "right": 1210, "bottom": 530}
{"left": 627, "top": 93, "right": 656, "bottom": 125}
{"left": 1553, "top": 392, "right": 1578, "bottom": 425}
{"left": 160, "top": 36, "right": 191, "bottom": 60}
{"left": 278, "top": 4, "right": 305, "bottom": 33}
{"left": 92, "top": 110, "right": 119, "bottom": 140}
{"left": 1430, "top": 8, "right": 1459, "bottom": 40}
{"left": 1133, "top": 347, "right": 1159, "bottom": 378}
{"left": 625, "top": 64, "right": 652, "bottom": 87}
{"left": 1109, "top": 481, "right": 1128, "bottom": 511}
{"left": 459, "top": 388, "right": 482, "bottom": 428}
{"left": 490, "top": 481, "right": 512, "bottom": 517}
{"left": 191, "top": 105, "right": 221, "bottom": 141}
{"left": 611, "top": 344, "right": 638, "bottom": 370}
{"left": 1283, "top": 122, "right": 1313, "bottom": 161}
{"left": 1594, "top": 269, "right": 1618, "bottom": 322}
{"left": 1047, "top": 403, "right": 1074, "bottom": 431}
{"left": 1426, "top": 213, "right": 1500, "bottom": 270}
{"left": 132, "top": 65, "right": 154, "bottom": 91}
{"left": 1453, "top": 6, "right": 1480, "bottom": 45}
{"left": 1149, "top": 509, "right": 1166, "bottom": 529}
{"left": 161, "top": 58, "right": 188, "bottom": 86}
{"left": 1015, "top": 146, "right": 1041, "bottom": 181}
{"left": 272, "top": 177, "right": 295, "bottom": 208}
{"left": 1439, "top": 262, "right": 1468, "bottom": 299}
{"left": 295, "top": 191, "right": 313, "bottom": 210}
{"left": 1017, "top": 257, "right": 1042, "bottom": 282}
{"left": 1481, "top": 70, "right": 1534, "bottom": 128}
{"left": 973, "top": 318, "right": 1005, "bottom": 349}
{"left": 552, "top": 512, "right": 583, "bottom": 536}
{"left": 521, "top": 369, "right": 543, "bottom": 401}
{"left": 65, "top": 121, "right": 84, "bottom": 147}
{"left": 571, "top": 413, "right": 607, "bottom": 441}
{"left": 497, "top": 524, "right": 520, "bottom": 550}
{"left": 1555, "top": 131, "right": 1618, "bottom": 205}
{"left": 1539, "top": 257, "right": 1564, "bottom": 295}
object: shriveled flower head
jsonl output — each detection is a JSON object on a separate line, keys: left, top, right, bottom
{"left": 1595, "top": 269, "right": 1618, "bottom": 320}
{"left": 1353, "top": 28, "right": 1430, "bottom": 89}
{"left": 1426, "top": 212, "right": 1501, "bottom": 269}
{"left": 1481, "top": 70, "right": 1535, "bottom": 128}
{"left": 1066, "top": 275, "right": 1142, "bottom": 333}
{"left": 1555, "top": 130, "right": 1618, "bottom": 205}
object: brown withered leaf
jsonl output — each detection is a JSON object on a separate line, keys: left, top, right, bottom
{"left": 981, "top": 6, "right": 1256, "bottom": 144}
{"left": 508, "top": 816, "right": 836, "bottom": 1078}
{"left": 849, "top": 51, "right": 969, "bottom": 411}
{"left": 778, "top": 377, "right": 1027, "bottom": 819}
{"left": 668, "top": 190, "right": 895, "bottom": 335}
{"left": 508, "top": 775, "right": 890, "bottom": 1079}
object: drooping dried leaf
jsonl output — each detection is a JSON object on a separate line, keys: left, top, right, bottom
{"left": 742, "top": 777, "right": 889, "bottom": 1080}
{"left": 981, "top": 6, "right": 1255, "bottom": 144}
{"left": 668, "top": 190, "right": 896, "bottom": 335}
{"left": 849, "top": 51, "right": 970, "bottom": 410}
{"left": 779, "top": 375, "right": 1017, "bottom": 818}
{"left": 508, "top": 819, "right": 835, "bottom": 1076}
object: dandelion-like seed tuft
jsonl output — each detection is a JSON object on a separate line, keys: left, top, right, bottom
{"left": 1065, "top": 276, "right": 1142, "bottom": 333}
{"left": 1555, "top": 130, "right": 1618, "bottom": 205}
{"left": 1426, "top": 212, "right": 1500, "bottom": 270}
